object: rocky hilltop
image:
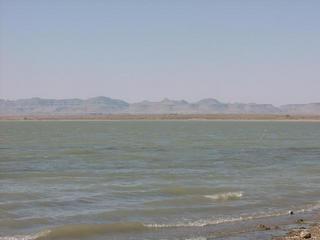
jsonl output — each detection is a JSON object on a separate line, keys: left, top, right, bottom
{"left": 1, "top": 97, "right": 319, "bottom": 115}
{"left": 280, "top": 103, "right": 320, "bottom": 115}
{"left": 0, "top": 97, "right": 129, "bottom": 115}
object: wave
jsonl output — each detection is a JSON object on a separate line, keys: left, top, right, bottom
{"left": 62, "top": 149, "right": 97, "bottom": 155}
{"left": 42, "top": 222, "right": 147, "bottom": 239}
{"left": 0, "top": 223, "right": 147, "bottom": 240}
{"left": 146, "top": 202, "right": 320, "bottom": 228}
{"left": 185, "top": 238, "right": 207, "bottom": 240}
{"left": 2, "top": 202, "right": 319, "bottom": 240}
{"left": 144, "top": 191, "right": 243, "bottom": 208}
{"left": 204, "top": 191, "right": 243, "bottom": 201}
{"left": 160, "top": 186, "right": 217, "bottom": 196}
{"left": 0, "top": 230, "right": 50, "bottom": 240}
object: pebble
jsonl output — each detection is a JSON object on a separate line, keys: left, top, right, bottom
{"left": 300, "top": 230, "right": 311, "bottom": 239}
{"left": 257, "top": 224, "right": 271, "bottom": 230}
{"left": 296, "top": 219, "right": 304, "bottom": 224}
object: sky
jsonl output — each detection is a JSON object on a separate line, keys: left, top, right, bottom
{"left": 0, "top": 0, "right": 319, "bottom": 105}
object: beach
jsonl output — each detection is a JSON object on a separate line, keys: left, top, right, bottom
{"left": 2, "top": 0, "right": 319, "bottom": 238}
{"left": 273, "top": 219, "right": 320, "bottom": 240}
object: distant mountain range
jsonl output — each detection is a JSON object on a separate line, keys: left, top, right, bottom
{"left": 1, "top": 97, "right": 320, "bottom": 115}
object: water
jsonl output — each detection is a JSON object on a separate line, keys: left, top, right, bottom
{"left": 0, "top": 121, "right": 320, "bottom": 239}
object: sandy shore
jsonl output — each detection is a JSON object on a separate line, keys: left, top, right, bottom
{"left": 266, "top": 211, "right": 320, "bottom": 240}
{"left": 273, "top": 223, "right": 320, "bottom": 239}
{"left": 1, "top": 114, "right": 320, "bottom": 121}
{"left": 219, "top": 212, "right": 320, "bottom": 239}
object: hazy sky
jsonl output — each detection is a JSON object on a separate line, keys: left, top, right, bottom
{"left": 0, "top": 0, "right": 319, "bottom": 105}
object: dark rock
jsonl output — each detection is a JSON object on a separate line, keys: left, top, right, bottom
{"left": 296, "top": 219, "right": 304, "bottom": 224}
{"left": 257, "top": 224, "right": 271, "bottom": 230}
{"left": 300, "top": 230, "right": 311, "bottom": 238}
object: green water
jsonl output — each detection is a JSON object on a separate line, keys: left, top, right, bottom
{"left": 0, "top": 121, "right": 320, "bottom": 239}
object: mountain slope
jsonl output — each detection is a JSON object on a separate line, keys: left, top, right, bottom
{"left": 1, "top": 97, "right": 319, "bottom": 115}
{"left": 0, "top": 97, "right": 129, "bottom": 115}
{"left": 280, "top": 103, "right": 320, "bottom": 115}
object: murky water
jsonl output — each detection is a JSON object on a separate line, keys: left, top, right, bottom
{"left": 1, "top": 121, "right": 319, "bottom": 239}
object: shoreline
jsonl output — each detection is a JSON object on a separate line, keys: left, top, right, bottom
{"left": 272, "top": 216, "right": 320, "bottom": 240}
{"left": 273, "top": 224, "right": 320, "bottom": 240}
{"left": 1, "top": 114, "right": 320, "bottom": 122}
{"left": 207, "top": 209, "right": 320, "bottom": 239}
{"left": 1, "top": 209, "right": 318, "bottom": 240}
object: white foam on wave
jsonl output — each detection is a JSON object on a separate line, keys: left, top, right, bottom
{"left": 3, "top": 202, "right": 319, "bottom": 239}
{"left": 185, "top": 237, "right": 207, "bottom": 240}
{"left": 145, "top": 216, "right": 247, "bottom": 228}
{"left": 204, "top": 191, "right": 243, "bottom": 201}
{"left": 145, "top": 201, "right": 320, "bottom": 229}
{"left": 0, "top": 230, "right": 50, "bottom": 240}
{"left": 295, "top": 202, "right": 320, "bottom": 213}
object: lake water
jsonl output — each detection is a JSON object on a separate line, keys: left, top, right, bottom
{"left": 0, "top": 121, "right": 320, "bottom": 240}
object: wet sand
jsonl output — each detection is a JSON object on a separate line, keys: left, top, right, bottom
{"left": 207, "top": 210, "right": 320, "bottom": 240}
{"left": 270, "top": 208, "right": 320, "bottom": 240}
{"left": 273, "top": 222, "right": 320, "bottom": 240}
{"left": 211, "top": 210, "right": 320, "bottom": 239}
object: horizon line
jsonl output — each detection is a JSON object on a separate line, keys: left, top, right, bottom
{"left": 1, "top": 96, "right": 319, "bottom": 107}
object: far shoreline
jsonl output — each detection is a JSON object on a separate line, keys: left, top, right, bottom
{"left": 1, "top": 114, "right": 320, "bottom": 122}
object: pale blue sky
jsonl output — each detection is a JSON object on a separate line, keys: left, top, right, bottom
{"left": 0, "top": 0, "right": 319, "bottom": 105}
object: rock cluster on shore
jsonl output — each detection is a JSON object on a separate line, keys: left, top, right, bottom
{"left": 273, "top": 223, "right": 320, "bottom": 240}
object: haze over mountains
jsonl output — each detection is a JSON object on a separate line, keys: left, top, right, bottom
{"left": 1, "top": 97, "right": 320, "bottom": 115}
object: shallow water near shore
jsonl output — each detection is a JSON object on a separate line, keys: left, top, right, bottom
{"left": 1, "top": 121, "right": 320, "bottom": 239}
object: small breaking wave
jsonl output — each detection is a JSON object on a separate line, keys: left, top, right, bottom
{"left": 204, "top": 191, "right": 243, "bottom": 201}
{"left": 0, "top": 223, "right": 147, "bottom": 240}
{"left": 185, "top": 238, "right": 207, "bottom": 240}
{"left": 146, "top": 201, "right": 320, "bottom": 228}
{"left": 2, "top": 202, "right": 319, "bottom": 239}
{"left": 42, "top": 222, "right": 146, "bottom": 239}
{"left": 145, "top": 215, "right": 263, "bottom": 228}
{"left": 160, "top": 186, "right": 218, "bottom": 196}
{"left": 0, "top": 230, "right": 50, "bottom": 240}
